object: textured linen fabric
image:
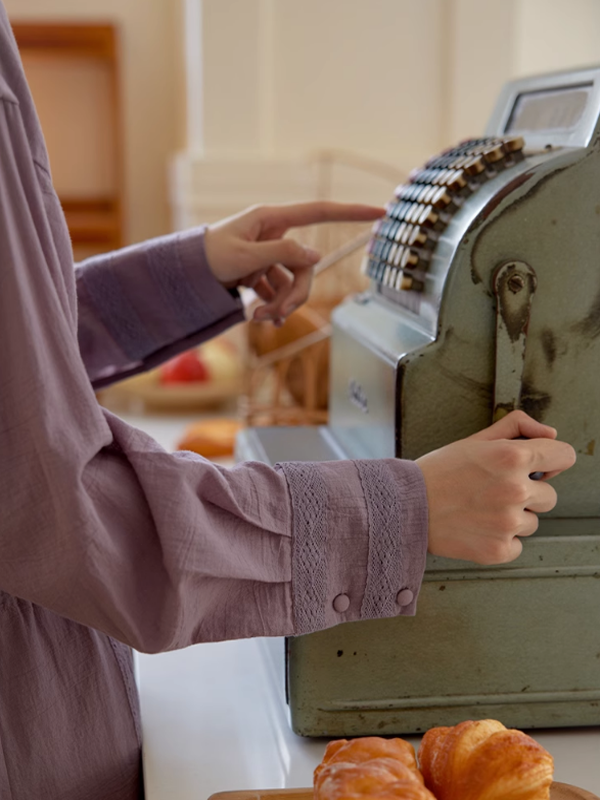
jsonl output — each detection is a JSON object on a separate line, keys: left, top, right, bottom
{"left": 0, "top": 6, "right": 428, "bottom": 798}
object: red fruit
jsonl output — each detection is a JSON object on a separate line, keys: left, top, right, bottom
{"left": 159, "top": 350, "right": 210, "bottom": 384}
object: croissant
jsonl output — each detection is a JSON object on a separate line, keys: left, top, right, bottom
{"left": 315, "top": 737, "right": 422, "bottom": 784}
{"left": 314, "top": 738, "right": 436, "bottom": 800}
{"left": 418, "top": 719, "right": 554, "bottom": 800}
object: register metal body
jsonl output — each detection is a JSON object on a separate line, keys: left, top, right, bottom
{"left": 236, "top": 67, "right": 600, "bottom": 736}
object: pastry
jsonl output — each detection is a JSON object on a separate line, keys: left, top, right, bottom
{"left": 315, "top": 757, "right": 435, "bottom": 800}
{"left": 177, "top": 418, "right": 242, "bottom": 458}
{"left": 315, "top": 737, "right": 422, "bottom": 784}
{"left": 314, "top": 737, "right": 435, "bottom": 800}
{"left": 418, "top": 719, "right": 554, "bottom": 800}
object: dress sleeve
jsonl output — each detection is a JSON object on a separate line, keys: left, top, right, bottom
{"left": 0, "top": 96, "right": 429, "bottom": 654}
{"left": 76, "top": 228, "right": 245, "bottom": 389}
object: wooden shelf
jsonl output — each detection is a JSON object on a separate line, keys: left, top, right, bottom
{"left": 12, "top": 22, "right": 124, "bottom": 253}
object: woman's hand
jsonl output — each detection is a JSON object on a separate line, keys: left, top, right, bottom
{"left": 203, "top": 201, "right": 385, "bottom": 324}
{"left": 416, "top": 410, "right": 577, "bottom": 565}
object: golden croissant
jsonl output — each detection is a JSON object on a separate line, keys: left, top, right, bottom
{"left": 418, "top": 719, "right": 554, "bottom": 800}
{"left": 314, "top": 737, "right": 436, "bottom": 800}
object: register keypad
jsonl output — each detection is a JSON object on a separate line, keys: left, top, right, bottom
{"left": 362, "top": 135, "right": 525, "bottom": 307}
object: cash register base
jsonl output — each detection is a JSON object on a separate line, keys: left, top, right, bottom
{"left": 237, "top": 66, "right": 600, "bottom": 736}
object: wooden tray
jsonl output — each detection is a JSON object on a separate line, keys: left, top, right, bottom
{"left": 207, "top": 784, "right": 599, "bottom": 800}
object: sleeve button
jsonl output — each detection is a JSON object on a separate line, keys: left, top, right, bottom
{"left": 333, "top": 594, "right": 351, "bottom": 613}
{"left": 396, "top": 589, "right": 414, "bottom": 607}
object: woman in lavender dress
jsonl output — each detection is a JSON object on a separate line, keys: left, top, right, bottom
{"left": 0, "top": 6, "right": 575, "bottom": 798}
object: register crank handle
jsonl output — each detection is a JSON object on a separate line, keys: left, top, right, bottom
{"left": 492, "top": 261, "right": 543, "bottom": 479}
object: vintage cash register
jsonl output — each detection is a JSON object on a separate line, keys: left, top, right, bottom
{"left": 236, "top": 66, "right": 600, "bottom": 736}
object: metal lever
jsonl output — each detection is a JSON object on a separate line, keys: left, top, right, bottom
{"left": 492, "top": 260, "right": 537, "bottom": 421}
{"left": 492, "top": 260, "right": 543, "bottom": 480}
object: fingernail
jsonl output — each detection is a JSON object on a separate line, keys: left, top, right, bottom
{"left": 303, "top": 247, "right": 321, "bottom": 263}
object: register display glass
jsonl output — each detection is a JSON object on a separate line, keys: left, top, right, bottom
{"left": 506, "top": 84, "right": 592, "bottom": 134}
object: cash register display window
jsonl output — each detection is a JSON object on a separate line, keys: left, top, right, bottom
{"left": 506, "top": 83, "right": 592, "bottom": 134}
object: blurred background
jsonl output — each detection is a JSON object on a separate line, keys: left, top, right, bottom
{"left": 7, "top": 0, "right": 600, "bottom": 451}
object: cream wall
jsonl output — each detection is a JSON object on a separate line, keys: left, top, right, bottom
{"left": 178, "top": 0, "right": 600, "bottom": 230}
{"left": 515, "top": 0, "right": 600, "bottom": 76}
{"left": 5, "top": 0, "right": 183, "bottom": 245}
{"left": 193, "top": 0, "right": 449, "bottom": 168}
{"left": 188, "top": 0, "right": 600, "bottom": 161}
{"left": 7, "top": 1, "right": 600, "bottom": 240}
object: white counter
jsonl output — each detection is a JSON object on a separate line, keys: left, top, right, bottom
{"left": 138, "top": 636, "right": 600, "bottom": 800}
{"left": 126, "top": 413, "right": 600, "bottom": 799}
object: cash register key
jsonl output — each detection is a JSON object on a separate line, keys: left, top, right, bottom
{"left": 431, "top": 186, "right": 452, "bottom": 209}
{"left": 389, "top": 221, "right": 401, "bottom": 240}
{"left": 418, "top": 206, "right": 439, "bottom": 227}
{"left": 425, "top": 185, "right": 441, "bottom": 204}
{"left": 400, "top": 224, "right": 413, "bottom": 245}
{"left": 395, "top": 221, "right": 407, "bottom": 242}
{"left": 445, "top": 169, "right": 467, "bottom": 190}
{"left": 393, "top": 245, "right": 406, "bottom": 267}
{"left": 387, "top": 201, "right": 400, "bottom": 219}
{"left": 482, "top": 143, "right": 505, "bottom": 163}
{"left": 399, "top": 274, "right": 423, "bottom": 292}
{"left": 369, "top": 259, "right": 381, "bottom": 279}
{"left": 462, "top": 155, "right": 486, "bottom": 175}
{"left": 403, "top": 204, "right": 417, "bottom": 224}
{"left": 383, "top": 265, "right": 392, "bottom": 285}
{"left": 502, "top": 135, "right": 525, "bottom": 153}
{"left": 375, "top": 261, "right": 387, "bottom": 281}
{"left": 414, "top": 186, "right": 430, "bottom": 204}
{"left": 400, "top": 201, "right": 414, "bottom": 220}
{"left": 388, "top": 243, "right": 398, "bottom": 264}
{"left": 412, "top": 185, "right": 426, "bottom": 201}
{"left": 408, "top": 166, "right": 426, "bottom": 182}
{"left": 408, "top": 226, "right": 428, "bottom": 247}
{"left": 401, "top": 249, "right": 420, "bottom": 270}
{"left": 388, "top": 202, "right": 400, "bottom": 220}
{"left": 390, "top": 202, "right": 404, "bottom": 220}
{"left": 415, "top": 185, "right": 431, "bottom": 203}
{"left": 398, "top": 204, "right": 411, "bottom": 222}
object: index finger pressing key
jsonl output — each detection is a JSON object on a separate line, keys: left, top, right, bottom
{"left": 271, "top": 201, "right": 386, "bottom": 229}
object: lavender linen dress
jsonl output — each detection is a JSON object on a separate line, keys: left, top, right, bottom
{"left": 0, "top": 6, "right": 428, "bottom": 798}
